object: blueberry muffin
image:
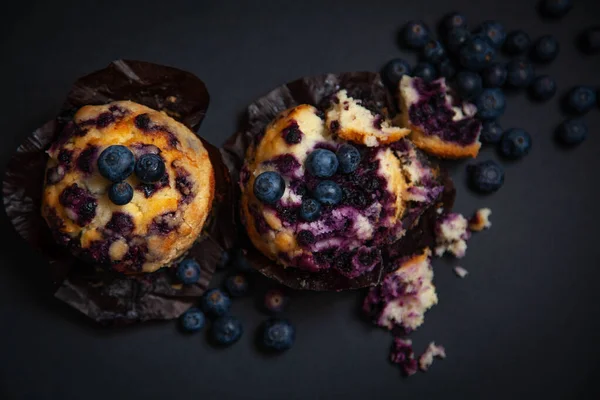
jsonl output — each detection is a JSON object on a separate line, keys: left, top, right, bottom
{"left": 41, "top": 101, "right": 214, "bottom": 274}
{"left": 240, "top": 91, "right": 444, "bottom": 279}
{"left": 397, "top": 76, "right": 482, "bottom": 158}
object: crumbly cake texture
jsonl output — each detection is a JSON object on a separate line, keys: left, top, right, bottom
{"left": 418, "top": 342, "right": 446, "bottom": 372}
{"left": 469, "top": 207, "right": 492, "bottom": 231}
{"left": 240, "top": 94, "right": 444, "bottom": 279}
{"left": 390, "top": 338, "right": 418, "bottom": 376}
{"left": 434, "top": 212, "right": 471, "bottom": 258}
{"left": 454, "top": 266, "right": 469, "bottom": 278}
{"left": 42, "top": 101, "right": 215, "bottom": 274}
{"left": 397, "top": 76, "right": 482, "bottom": 159}
{"left": 363, "top": 249, "right": 438, "bottom": 332}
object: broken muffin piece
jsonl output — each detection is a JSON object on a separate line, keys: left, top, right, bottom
{"left": 469, "top": 208, "right": 492, "bottom": 231}
{"left": 390, "top": 337, "right": 418, "bottom": 376}
{"left": 418, "top": 342, "right": 446, "bottom": 372}
{"left": 434, "top": 212, "right": 471, "bottom": 258}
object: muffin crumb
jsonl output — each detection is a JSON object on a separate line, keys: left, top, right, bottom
{"left": 454, "top": 266, "right": 469, "bottom": 278}
{"left": 469, "top": 208, "right": 492, "bottom": 231}
{"left": 418, "top": 342, "right": 446, "bottom": 371}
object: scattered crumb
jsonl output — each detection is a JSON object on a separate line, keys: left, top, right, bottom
{"left": 436, "top": 207, "right": 444, "bottom": 215}
{"left": 454, "top": 266, "right": 469, "bottom": 278}
{"left": 434, "top": 213, "right": 471, "bottom": 258}
{"left": 390, "top": 338, "right": 418, "bottom": 376}
{"left": 418, "top": 342, "right": 447, "bottom": 372}
{"left": 469, "top": 208, "right": 492, "bottom": 232}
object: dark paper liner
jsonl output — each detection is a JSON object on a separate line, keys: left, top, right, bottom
{"left": 2, "top": 60, "right": 235, "bottom": 324}
{"left": 222, "top": 72, "right": 455, "bottom": 292}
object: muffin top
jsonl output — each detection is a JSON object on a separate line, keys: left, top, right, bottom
{"left": 240, "top": 91, "right": 444, "bottom": 279}
{"left": 42, "top": 101, "right": 214, "bottom": 273}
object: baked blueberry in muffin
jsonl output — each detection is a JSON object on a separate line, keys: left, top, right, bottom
{"left": 397, "top": 75, "right": 482, "bottom": 158}
{"left": 41, "top": 101, "right": 215, "bottom": 274}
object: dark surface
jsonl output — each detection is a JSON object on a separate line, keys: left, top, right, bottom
{"left": 1, "top": 0, "right": 599, "bottom": 398}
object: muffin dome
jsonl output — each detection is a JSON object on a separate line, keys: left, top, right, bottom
{"left": 41, "top": 101, "right": 214, "bottom": 273}
{"left": 240, "top": 91, "right": 444, "bottom": 279}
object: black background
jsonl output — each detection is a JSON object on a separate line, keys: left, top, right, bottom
{"left": 2, "top": 1, "right": 600, "bottom": 399}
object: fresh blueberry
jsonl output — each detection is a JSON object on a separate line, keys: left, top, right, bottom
{"left": 224, "top": 273, "right": 249, "bottom": 297}
{"left": 540, "top": 0, "right": 573, "bottom": 18}
{"left": 261, "top": 318, "right": 295, "bottom": 352}
{"left": 532, "top": 35, "right": 559, "bottom": 63}
{"left": 481, "top": 63, "right": 507, "bottom": 88}
{"left": 232, "top": 248, "right": 252, "bottom": 272}
{"left": 530, "top": 75, "right": 557, "bottom": 101}
{"left": 264, "top": 289, "right": 289, "bottom": 314}
{"left": 135, "top": 153, "right": 165, "bottom": 183}
{"left": 442, "top": 12, "right": 468, "bottom": 32}
{"left": 253, "top": 171, "right": 285, "bottom": 204}
{"left": 455, "top": 71, "right": 483, "bottom": 99}
{"left": 202, "top": 289, "right": 231, "bottom": 317}
{"left": 480, "top": 120, "right": 504, "bottom": 144}
{"left": 475, "top": 89, "right": 506, "bottom": 120}
{"left": 180, "top": 308, "right": 205, "bottom": 332}
{"left": 467, "top": 160, "right": 505, "bottom": 193}
{"left": 336, "top": 144, "right": 361, "bottom": 174}
{"left": 556, "top": 118, "right": 588, "bottom": 146}
{"left": 475, "top": 21, "right": 507, "bottom": 49}
{"left": 300, "top": 198, "right": 321, "bottom": 222}
{"left": 438, "top": 59, "right": 457, "bottom": 79}
{"left": 313, "top": 181, "right": 342, "bottom": 206}
{"left": 579, "top": 27, "right": 600, "bottom": 54}
{"left": 504, "top": 30, "right": 532, "bottom": 55}
{"left": 305, "top": 149, "right": 338, "bottom": 178}
{"left": 211, "top": 316, "right": 243, "bottom": 346}
{"left": 97, "top": 145, "right": 135, "bottom": 182}
{"left": 500, "top": 128, "right": 532, "bottom": 159}
{"left": 446, "top": 27, "right": 471, "bottom": 54}
{"left": 412, "top": 62, "right": 437, "bottom": 83}
{"left": 422, "top": 40, "right": 446, "bottom": 64}
{"left": 176, "top": 258, "right": 201, "bottom": 285}
{"left": 108, "top": 182, "right": 133, "bottom": 206}
{"left": 506, "top": 59, "right": 535, "bottom": 88}
{"left": 459, "top": 36, "right": 495, "bottom": 71}
{"left": 216, "top": 250, "right": 231, "bottom": 269}
{"left": 382, "top": 58, "right": 412, "bottom": 87}
{"left": 567, "top": 86, "right": 597, "bottom": 114}
{"left": 402, "top": 20, "right": 430, "bottom": 49}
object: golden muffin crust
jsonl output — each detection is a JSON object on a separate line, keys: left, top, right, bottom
{"left": 41, "top": 101, "right": 214, "bottom": 273}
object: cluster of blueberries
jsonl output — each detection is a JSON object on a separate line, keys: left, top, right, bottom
{"left": 175, "top": 253, "right": 295, "bottom": 351}
{"left": 96, "top": 145, "right": 165, "bottom": 205}
{"left": 253, "top": 144, "right": 361, "bottom": 220}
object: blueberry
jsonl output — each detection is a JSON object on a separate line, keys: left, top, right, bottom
{"left": 556, "top": 118, "right": 588, "bottom": 146}
{"left": 540, "top": 0, "right": 573, "bottom": 18}
{"left": 475, "top": 21, "right": 506, "bottom": 49}
{"left": 108, "top": 182, "right": 133, "bottom": 206}
{"left": 530, "top": 75, "right": 557, "bottom": 101}
{"left": 300, "top": 198, "right": 321, "bottom": 222}
{"left": 253, "top": 171, "right": 285, "bottom": 204}
{"left": 422, "top": 40, "right": 446, "bottom": 64}
{"left": 579, "top": 27, "right": 600, "bottom": 54}
{"left": 532, "top": 35, "right": 559, "bottom": 63}
{"left": 216, "top": 250, "right": 231, "bottom": 269}
{"left": 97, "top": 145, "right": 135, "bottom": 182}
{"left": 446, "top": 27, "right": 471, "bottom": 54}
{"left": 467, "top": 160, "right": 505, "bottom": 193}
{"left": 202, "top": 289, "right": 231, "bottom": 317}
{"left": 475, "top": 89, "right": 506, "bottom": 120}
{"left": 224, "top": 273, "right": 249, "bottom": 297}
{"left": 264, "top": 289, "right": 289, "bottom": 313}
{"left": 211, "top": 316, "right": 243, "bottom": 346}
{"left": 481, "top": 63, "right": 507, "bottom": 88}
{"left": 412, "top": 62, "right": 437, "bottom": 83}
{"left": 180, "top": 307, "right": 205, "bottom": 332}
{"left": 305, "top": 149, "right": 338, "bottom": 178}
{"left": 455, "top": 71, "right": 483, "bottom": 99}
{"left": 336, "top": 144, "right": 361, "bottom": 174}
{"left": 567, "top": 86, "right": 597, "bottom": 114}
{"left": 506, "top": 59, "right": 535, "bottom": 88}
{"left": 459, "top": 36, "right": 495, "bottom": 71}
{"left": 135, "top": 153, "right": 165, "bottom": 183}
{"left": 313, "top": 181, "right": 342, "bottom": 206}
{"left": 176, "top": 258, "right": 201, "bottom": 285}
{"left": 500, "top": 128, "right": 532, "bottom": 159}
{"left": 480, "top": 120, "right": 504, "bottom": 144}
{"left": 261, "top": 318, "right": 295, "bottom": 352}
{"left": 504, "top": 30, "right": 532, "bottom": 55}
{"left": 232, "top": 248, "right": 252, "bottom": 272}
{"left": 382, "top": 58, "right": 412, "bottom": 87}
{"left": 402, "top": 20, "right": 430, "bottom": 49}
{"left": 442, "top": 12, "right": 468, "bottom": 32}
{"left": 438, "top": 59, "right": 457, "bottom": 79}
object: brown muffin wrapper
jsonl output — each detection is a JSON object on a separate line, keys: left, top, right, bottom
{"left": 222, "top": 72, "right": 455, "bottom": 292}
{"left": 2, "top": 60, "right": 236, "bottom": 324}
